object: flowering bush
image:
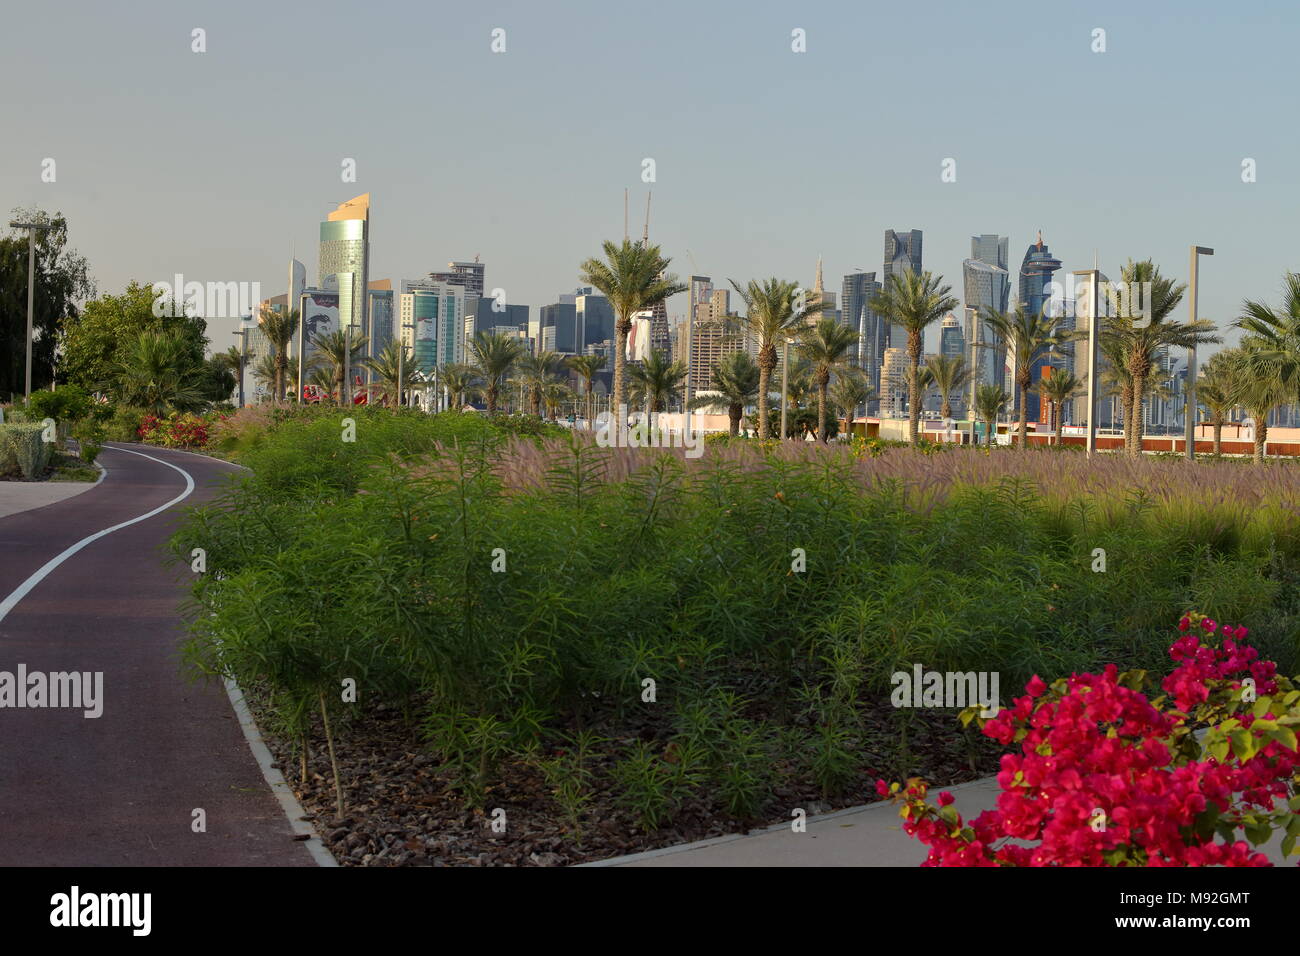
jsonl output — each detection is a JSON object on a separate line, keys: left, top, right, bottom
{"left": 879, "top": 613, "right": 1300, "bottom": 866}
{"left": 137, "top": 412, "right": 220, "bottom": 449}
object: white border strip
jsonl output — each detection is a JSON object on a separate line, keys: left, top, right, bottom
{"left": 0, "top": 445, "right": 194, "bottom": 625}
{"left": 223, "top": 678, "right": 337, "bottom": 866}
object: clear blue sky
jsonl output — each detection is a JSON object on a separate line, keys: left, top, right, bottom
{"left": 2, "top": 0, "right": 1295, "bottom": 352}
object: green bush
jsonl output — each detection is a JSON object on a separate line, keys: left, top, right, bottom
{"left": 0, "top": 423, "right": 53, "bottom": 479}
{"left": 25, "top": 385, "right": 93, "bottom": 426}
{"left": 103, "top": 406, "right": 149, "bottom": 443}
{"left": 172, "top": 415, "right": 1300, "bottom": 827}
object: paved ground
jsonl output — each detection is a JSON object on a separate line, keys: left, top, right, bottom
{"left": 590, "top": 766, "right": 1294, "bottom": 867}
{"left": 0, "top": 443, "right": 318, "bottom": 866}
{"left": 0, "top": 474, "right": 100, "bottom": 520}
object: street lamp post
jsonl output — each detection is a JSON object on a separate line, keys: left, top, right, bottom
{"left": 9, "top": 220, "right": 54, "bottom": 400}
{"left": 232, "top": 321, "right": 251, "bottom": 407}
{"left": 780, "top": 337, "right": 793, "bottom": 440}
{"left": 1073, "top": 270, "right": 1102, "bottom": 458}
{"left": 1185, "top": 246, "right": 1214, "bottom": 460}
{"left": 396, "top": 321, "right": 414, "bottom": 408}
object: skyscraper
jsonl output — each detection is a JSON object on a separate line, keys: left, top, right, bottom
{"left": 574, "top": 287, "right": 614, "bottom": 351}
{"left": 1018, "top": 232, "right": 1063, "bottom": 421}
{"left": 962, "top": 235, "right": 1011, "bottom": 389}
{"left": 842, "top": 271, "right": 883, "bottom": 394}
{"left": 940, "top": 313, "right": 964, "bottom": 358}
{"left": 428, "top": 259, "right": 485, "bottom": 298}
{"left": 883, "top": 229, "right": 922, "bottom": 353}
{"left": 318, "top": 193, "right": 371, "bottom": 346}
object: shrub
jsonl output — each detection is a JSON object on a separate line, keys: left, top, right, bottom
{"left": 104, "top": 405, "right": 148, "bottom": 443}
{"left": 25, "top": 385, "right": 93, "bottom": 426}
{"left": 879, "top": 613, "right": 1299, "bottom": 866}
{"left": 0, "top": 423, "right": 53, "bottom": 479}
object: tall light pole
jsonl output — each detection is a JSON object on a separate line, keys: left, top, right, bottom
{"left": 232, "top": 320, "right": 251, "bottom": 407}
{"left": 1073, "top": 270, "right": 1101, "bottom": 458}
{"left": 1185, "top": 246, "right": 1214, "bottom": 460}
{"left": 396, "top": 321, "right": 414, "bottom": 407}
{"left": 780, "top": 337, "right": 793, "bottom": 440}
{"left": 9, "top": 220, "right": 54, "bottom": 400}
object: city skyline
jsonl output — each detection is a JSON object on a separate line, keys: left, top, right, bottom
{"left": 2, "top": 0, "right": 1293, "bottom": 361}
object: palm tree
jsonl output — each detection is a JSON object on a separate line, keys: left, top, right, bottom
{"left": 1102, "top": 259, "right": 1220, "bottom": 457}
{"left": 828, "top": 368, "right": 876, "bottom": 440}
{"left": 440, "top": 362, "right": 479, "bottom": 411}
{"left": 362, "top": 341, "right": 411, "bottom": 407}
{"left": 795, "top": 317, "right": 860, "bottom": 443}
{"left": 974, "top": 384, "right": 1010, "bottom": 447}
{"left": 252, "top": 353, "right": 301, "bottom": 400}
{"left": 566, "top": 354, "right": 606, "bottom": 426}
{"left": 922, "top": 354, "right": 974, "bottom": 421}
{"left": 467, "top": 330, "right": 523, "bottom": 415}
{"left": 257, "top": 305, "right": 298, "bottom": 404}
{"left": 690, "top": 351, "right": 760, "bottom": 436}
{"left": 627, "top": 350, "right": 687, "bottom": 426}
{"left": 541, "top": 380, "right": 574, "bottom": 420}
{"left": 870, "top": 271, "right": 958, "bottom": 442}
{"left": 514, "top": 350, "right": 566, "bottom": 416}
{"left": 109, "top": 330, "right": 206, "bottom": 415}
{"left": 578, "top": 240, "right": 685, "bottom": 418}
{"left": 726, "top": 278, "right": 828, "bottom": 440}
{"left": 1231, "top": 272, "right": 1300, "bottom": 463}
{"left": 310, "top": 329, "right": 368, "bottom": 404}
{"left": 1032, "top": 370, "right": 1083, "bottom": 445}
{"left": 215, "top": 345, "right": 244, "bottom": 377}
{"left": 981, "top": 304, "right": 1066, "bottom": 447}
{"left": 1195, "top": 350, "right": 1242, "bottom": 456}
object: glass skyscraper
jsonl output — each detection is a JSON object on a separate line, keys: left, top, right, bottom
{"left": 1018, "top": 233, "right": 1063, "bottom": 421}
{"left": 318, "top": 194, "right": 370, "bottom": 348}
{"left": 962, "top": 235, "right": 1010, "bottom": 389}
{"left": 842, "top": 271, "right": 883, "bottom": 394}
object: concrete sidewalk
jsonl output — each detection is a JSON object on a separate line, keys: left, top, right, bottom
{"left": 585, "top": 772, "right": 1293, "bottom": 866}
{"left": 0, "top": 473, "right": 101, "bottom": 520}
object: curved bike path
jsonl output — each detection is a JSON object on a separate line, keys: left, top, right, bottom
{"left": 0, "top": 443, "right": 318, "bottom": 866}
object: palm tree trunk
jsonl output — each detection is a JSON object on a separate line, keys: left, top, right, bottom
{"left": 729, "top": 404, "right": 740, "bottom": 436}
{"left": 757, "top": 363, "right": 772, "bottom": 439}
{"left": 907, "top": 331, "right": 922, "bottom": 443}
{"left": 1213, "top": 421, "right": 1222, "bottom": 456}
{"left": 612, "top": 316, "right": 630, "bottom": 419}
{"left": 1128, "top": 374, "right": 1146, "bottom": 458}
{"left": 1015, "top": 372, "right": 1030, "bottom": 447}
{"left": 817, "top": 384, "right": 828, "bottom": 444}
{"left": 486, "top": 385, "right": 497, "bottom": 416}
{"left": 1255, "top": 420, "right": 1267, "bottom": 464}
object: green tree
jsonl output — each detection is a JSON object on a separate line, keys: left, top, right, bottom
{"left": 981, "top": 304, "right": 1066, "bottom": 447}
{"left": 974, "top": 384, "right": 1009, "bottom": 447}
{"left": 1232, "top": 272, "right": 1300, "bottom": 464}
{"left": 110, "top": 330, "right": 207, "bottom": 415}
{"left": 257, "top": 304, "right": 298, "bottom": 403}
{"left": 310, "top": 329, "right": 368, "bottom": 404}
{"left": 870, "top": 271, "right": 958, "bottom": 442}
{"left": 567, "top": 353, "right": 606, "bottom": 426}
{"left": 578, "top": 240, "right": 685, "bottom": 418}
{"left": 796, "top": 317, "right": 860, "bottom": 443}
{"left": 2, "top": 209, "right": 94, "bottom": 399}
{"left": 627, "top": 350, "right": 687, "bottom": 424}
{"left": 60, "top": 280, "right": 205, "bottom": 397}
{"left": 1195, "top": 350, "right": 1243, "bottom": 456}
{"left": 726, "top": 278, "right": 827, "bottom": 440}
{"left": 467, "top": 331, "right": 523, "bottom": 415}
{"left": 1032, "top": 370, "right": 1083, "bottom": 445}
{"left": 440, "top": 362, "right": 479, "bottom": 411}
{"left": 197, "top": 356, "right": 237, "bottom": 405}
{"left": 828, "top": 368, "right": 876, "bottom": 439}
{"left": 690, "top": 350, "right": 760, "bottom": 436}
{"left": 1102, "top": 259, "right": 1219, "bottom": 457}
{"left": 359, "top": 341, "right": 409, "bottom": 407}
{"left": 921, "top": 354, "right": 973, "bottom": 421}
{"left": 514, "top": 350, "right": 566, "bottom": 416}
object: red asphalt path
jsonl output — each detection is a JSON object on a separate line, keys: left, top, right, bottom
{"left": 0, "top": 443, "right": 316, "bottom": 866}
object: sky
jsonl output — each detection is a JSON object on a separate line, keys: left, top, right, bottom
{"left": 2, "top": 0, "right": 1296, "bottom": 354}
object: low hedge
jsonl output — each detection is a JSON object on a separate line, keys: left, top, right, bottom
{"left": 0, "top": 423, "right": 53, "bottom": 479}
